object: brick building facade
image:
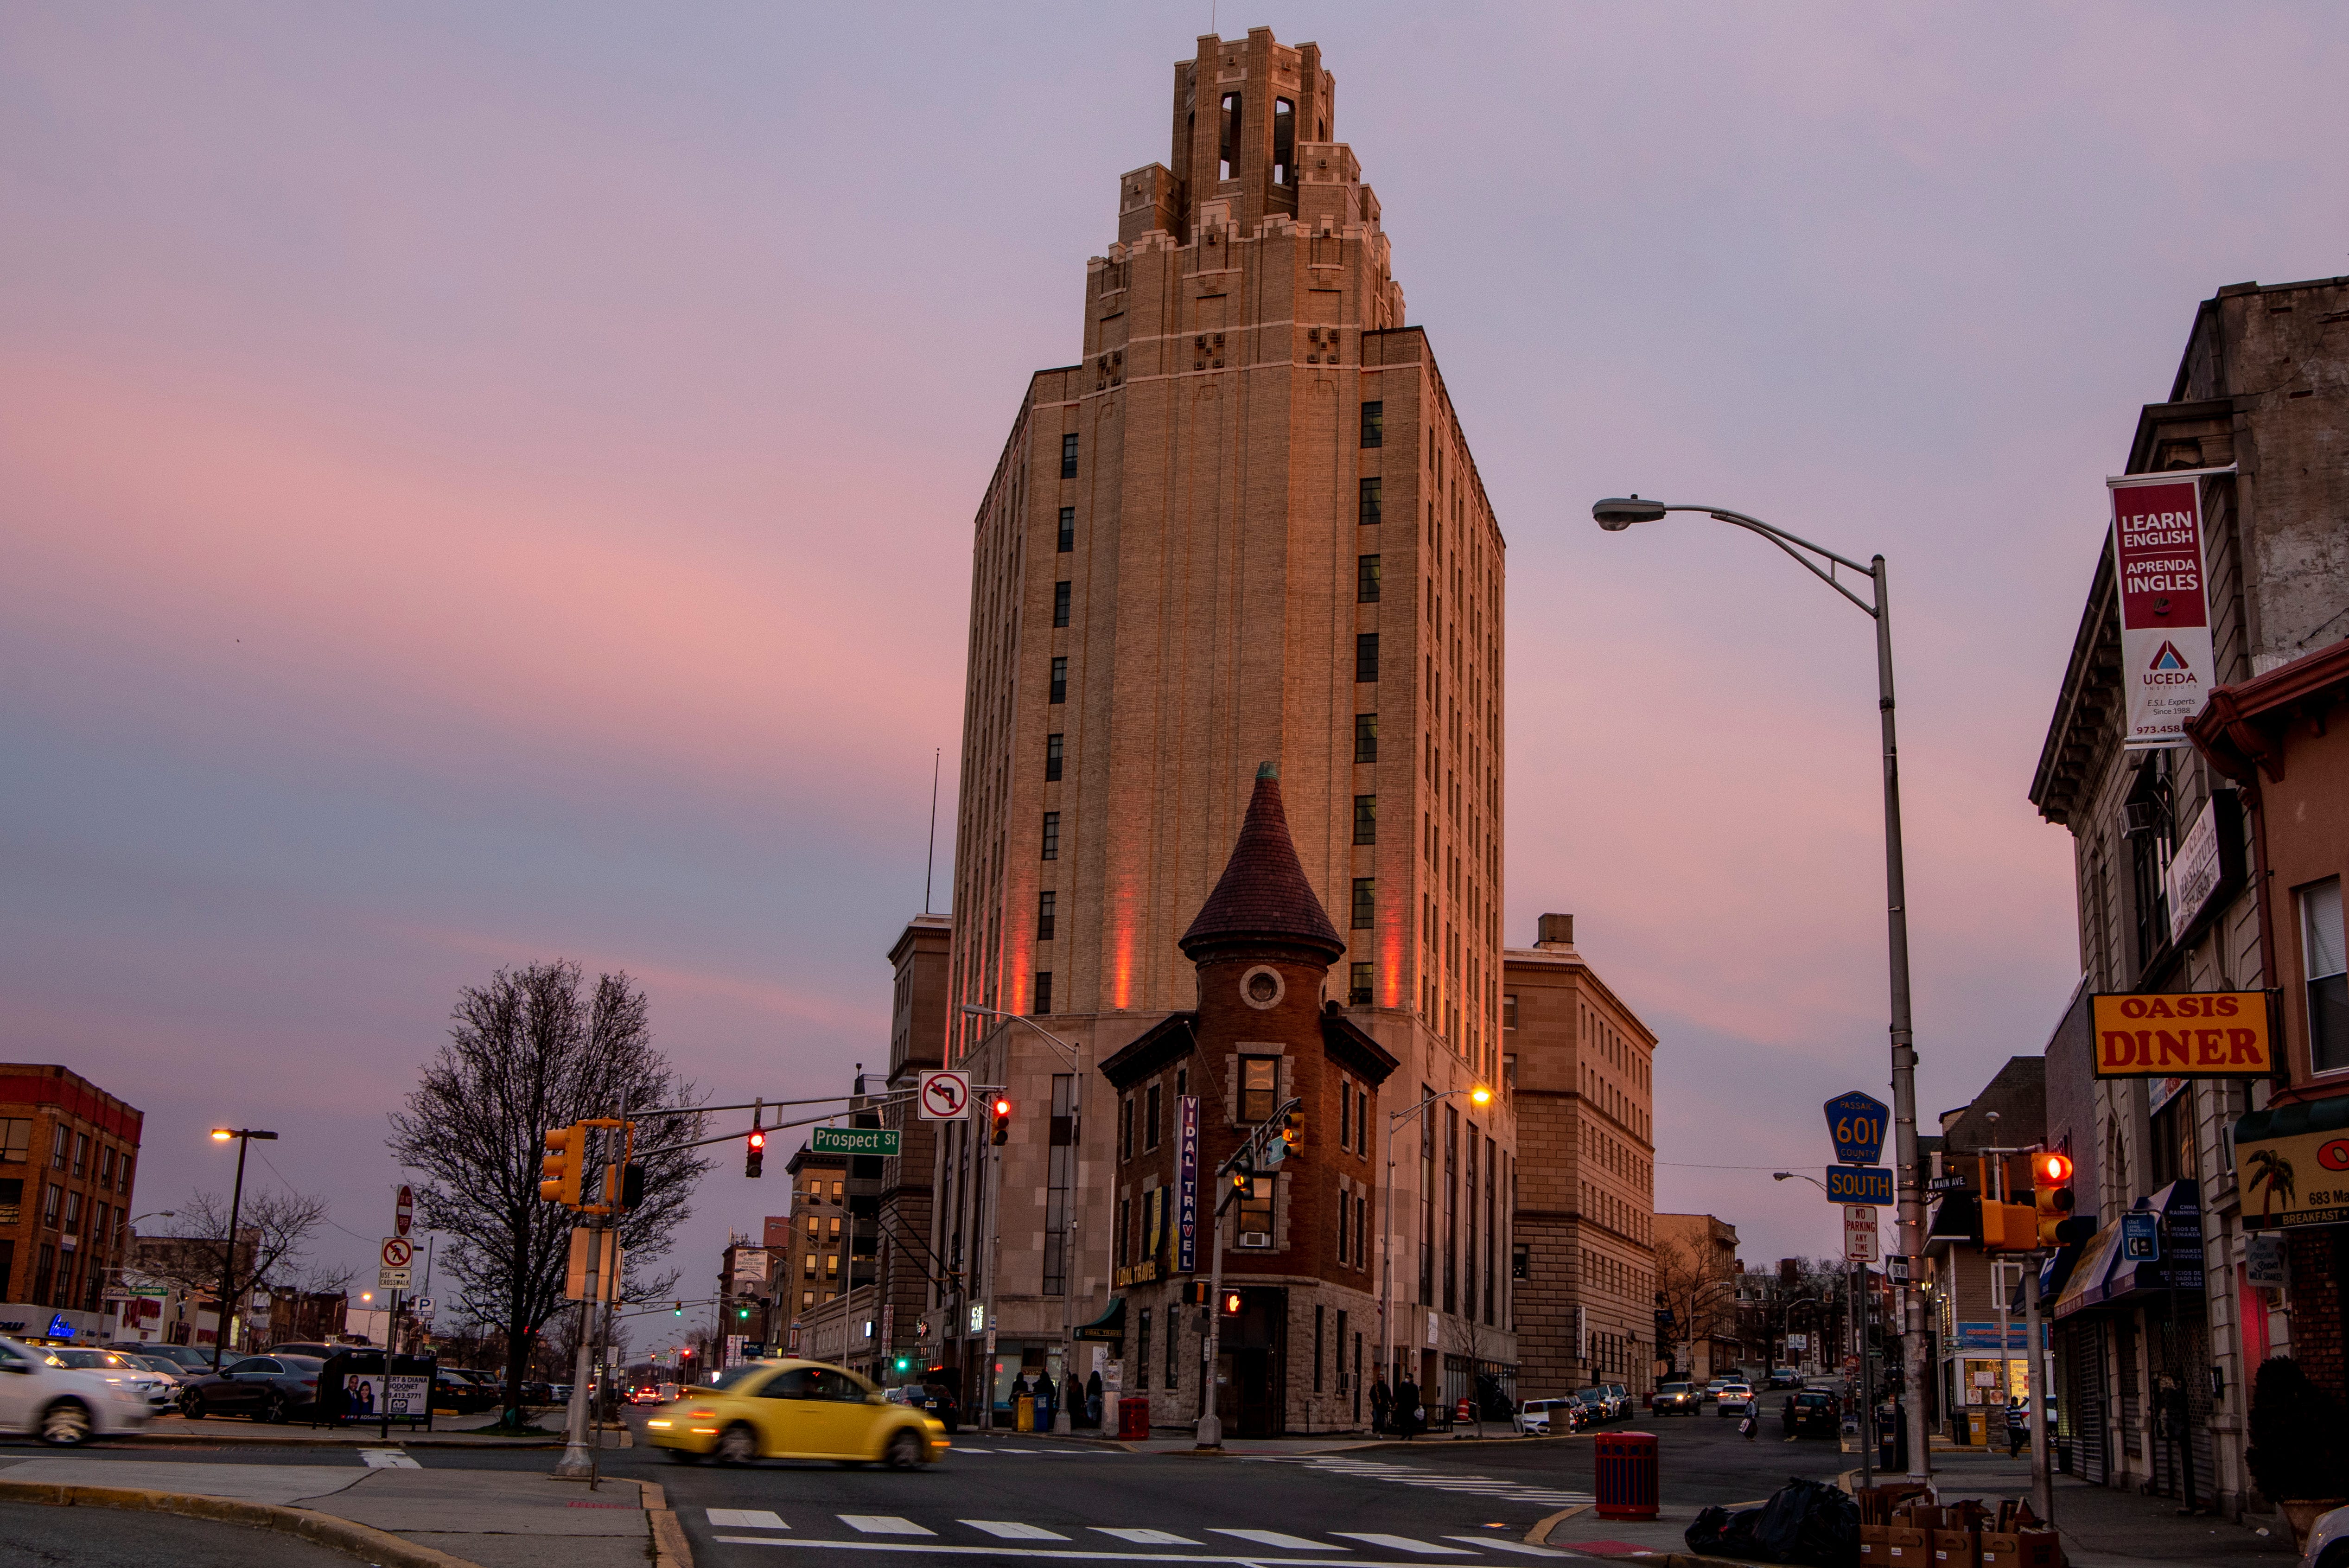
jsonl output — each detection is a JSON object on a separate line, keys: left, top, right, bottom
{"left": 0, "top": 1064, "right": 143, "bottom": 1346}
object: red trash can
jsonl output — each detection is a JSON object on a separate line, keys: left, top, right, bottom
{"left": 1117, "top": 1395, "right": 1151, "bottom": 1441}
{"left": 1594, "top": 1430, "right": 1659, "bottom": 1519}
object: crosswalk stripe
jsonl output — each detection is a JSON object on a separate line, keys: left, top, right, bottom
{"left": 1094, "top": 1530, "right": 1202, "bottom": 1545}
{"left": 841, "top": 1517, "right": 935, "bottom": 1536}
{"left": 711, "top": 1510, "right": 790, "bottom": 1530}
{"left": 967, "top": 1523, "right": 1072, "bottom": 1541}
{"left": 358, "top": 1449, "right": 420, "bottom": 1469}
{"left": 1209, "top": 1530, "right": 1339, "bottom": 1551}
{"left": 1329, "top": 1535, "right": 1474, "bottom": 1555}
{"left": 1440, "top": 1540, "right": 1564, "bottom": 1556}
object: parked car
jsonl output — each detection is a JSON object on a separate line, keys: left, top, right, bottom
{"left": 644, "top": 1359, "right": 947, "bottom": 1467}
{"left": 1716, "top": 1382, "right": 1757, "bottom": 1415}
{"left": 1605, "top": 1383, "right": 1631, "bottom": 1415}
{"left": 1649, "top": 1381, "right": 1700, "bottom": 1415}
{"left": 124, "top": 1353, "right": 190, "bottom": 1404}
{"left": 41, "top": 1348, "right": 174, "bottom": 1412}
{"left": 268, "top": 1342, "right": 346, "bottom": 1360}
{"left": 2297, "top": 1501, "right": 2349, "bottom": 1568}
{"left": 0, "top": 1335, "right": 155, "bottom": 1445}
{"left": 1782, "top": 1389, "right": 1840, "bottom": 1437}
{"left": 1703, "top": 1378, "right": 1730, "bottom": 1402}
{"left": 1571, "top": 1387, "right": 1617, "bottom": 1422}
{"left": 1518, "top": 1397, "right": 1584, "bottom": 1435}
{"left": 140, "top": 1343, "right": 232, "bottom": 1376}
{"left": 550, "top": 1383, "right": 573, "bottom": 1404}
{"left": 179, "top": 1353, "right": 327, "bottom": 1422}
{"left": 1765, "top": 1367, "right": 1801, "bottom": 1390}
{"left": 433, "top": 1369, "right": 495, "bottom": 1413}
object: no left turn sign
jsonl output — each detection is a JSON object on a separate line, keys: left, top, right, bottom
{"left": 917, "top": 1070, "right": 972, "bottom": 1122}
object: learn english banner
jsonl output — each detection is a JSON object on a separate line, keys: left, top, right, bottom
{"left": 2109, "top": 472, "right": 2225, "bottom": 749}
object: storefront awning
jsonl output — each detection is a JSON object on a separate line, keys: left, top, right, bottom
{"left": 2050, "top": 1180, "right": 2202, "bottom": 1320}
{"left": 1073, "top": 1296, "right": 1126, "bottom": 1342}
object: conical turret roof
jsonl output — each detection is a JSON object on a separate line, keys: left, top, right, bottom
{"left": 1180, "top": 764, "right": 1345, "bottom": 961}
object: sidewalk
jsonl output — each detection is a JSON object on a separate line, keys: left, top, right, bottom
{"left": 136, "top": 1412, "right": 608, "bottom": 1448}
{"left": 0, "top": 1455, "right": 675, "bottom": 1568}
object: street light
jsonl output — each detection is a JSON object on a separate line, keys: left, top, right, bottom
{"left": 208, "top": 1128, "right": 279, "bottom": 1370}
{"left": 962, "top": 1003, "right": 1086, "bottom": 1434}
{"left": 1594, "top": 496, "right": 1927, "bottom": 1483}
{"left": 1381, "top": 1084, "right": 1492, "bottom": 1405}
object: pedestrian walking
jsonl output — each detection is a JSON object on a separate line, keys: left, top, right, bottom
{"left": 1394, "top": 1375, "right": 1421, "bottom": 1441}
{"left": 2006, "top": 1397, "right": 2030, "bottom": 1458}
{"left": 1370, "top": 1374, "right": 1393, "bottom": 1435}
{"left": 1738, "top": 1409, "right": 1758, "bottom": 1441}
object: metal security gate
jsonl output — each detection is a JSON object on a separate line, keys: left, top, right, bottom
{"left": 2062, "top": 1319, "right": 2108, "bottom": 1485}
{"left": 2154, "top": 1307, "right": 2217, "bottom": 1505}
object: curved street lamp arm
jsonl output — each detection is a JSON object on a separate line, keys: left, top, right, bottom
{"left": 963, "top": 1004, "right": 1081, "bottom": 1069}
{"left": 1659, "top": 504, "right": 1880, "bottom": 618}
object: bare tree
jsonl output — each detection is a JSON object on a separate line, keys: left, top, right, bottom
{"left": 143, "top": 1187, "right": 335, "bottom": 1355}
{"left": 388, "top": 960, "right": 712, "bottom": 1425}
{"left": 1654, "top": 1230, "right": 1742, "bottom": 1380}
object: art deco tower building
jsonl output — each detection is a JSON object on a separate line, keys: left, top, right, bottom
{"left": 935, "top": 29, "right": 1511, "bottom": 1409}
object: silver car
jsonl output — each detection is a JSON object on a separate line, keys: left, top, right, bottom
{"left": 42, "top": 1347, "right": 173, "bottom": 1412}
{"left": 0, "top": 1336, "right": 154, "bottom": 1445}
{"left": 2299, "top": 1502, "right": 2349, "bottom": 1568}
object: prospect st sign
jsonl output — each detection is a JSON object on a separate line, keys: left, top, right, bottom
{"left": 811, "top": 1126, "right": 901, "bottom": 1157}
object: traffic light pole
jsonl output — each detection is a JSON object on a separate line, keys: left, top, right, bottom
{"left": 1197, "top": 1182, "right": 1232, "bottom": 1450}
{"left": 2025, "top": 1254, "right": 2051, "bottom": 1523}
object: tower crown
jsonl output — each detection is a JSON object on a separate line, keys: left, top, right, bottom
{"left": 1180, "top": 764, "right": 1345, "bottom": 964}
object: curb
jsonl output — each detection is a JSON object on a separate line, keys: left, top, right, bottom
{"left": 0, "top": 1477, "right": 486, "bottom": 1568}
{"left": 1525, "top": 1504, "right": 1585, "bottom": 1545}
{"left": 638, "top": 1478, "right": 693, "bottom": 1568}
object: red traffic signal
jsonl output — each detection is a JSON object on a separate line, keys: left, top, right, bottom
{"left": 990, "top": 1098, "right": 1012, "bottom": 1146}
{"left": 746, "top": 1127, "right": 766, "bottom": 1179}
{"left": 2031, "top": 1152, "right": 2073, "bottom": 1187}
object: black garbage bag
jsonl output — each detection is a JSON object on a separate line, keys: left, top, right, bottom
{"left": 1684, "top": 1479, "right": 1858, "bottom": 1565}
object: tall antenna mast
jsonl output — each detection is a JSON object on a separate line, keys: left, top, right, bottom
{"left": 923, "top": 747, "right": 941, "bottom": 913}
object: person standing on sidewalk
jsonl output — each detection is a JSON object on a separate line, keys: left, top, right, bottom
{"left": 1394, "top": 1374, "right": 1421, "bottom": 1441}
{"left": 1370, "top": 1374, "right": 1393, "bottom": 1435}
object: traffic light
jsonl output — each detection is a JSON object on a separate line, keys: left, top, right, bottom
{"left": 1979, "top": 1155, "right": 2036, "bottom": 1252}
{"left": 1179, "top": 1281, "right": 1211, "bottom": 1307}
{"left": 990, "top": 1097, "right": 1012, "bottom": 1146}
{"left": 619, "top": 1162, "right": 645, "bottom": 1210}
{"left": 673, "top": 1301, "right": 683, "bottom": 1316}
{"left": 2033, "top": 1152, "right": 2093, "bottom": 1247}
{"left": 1281, "top": 1106, "right": 1304, "bottom": 1155}
{"left": 540, "top": 1125, "right": 584, "bottom": 1207}
{"left": 893, "top": 1355, "right": 912, "bottom": 1373}
{"left": 737, "top": 1303, "right": 751, "bottom": 1320}
{"left": 1222, "top": 1290, "right": 1242, "bottom": 1315}
{"left": 746, "top": 1128, "right": 766, "bottom": 1178}
{"left": 1230, "top": 1167, "right": 1251, "bottom": 1192}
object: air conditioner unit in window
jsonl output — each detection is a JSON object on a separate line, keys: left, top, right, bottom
{"left": 1240, "top": 1231, "right": 1272, "bottom": 1249}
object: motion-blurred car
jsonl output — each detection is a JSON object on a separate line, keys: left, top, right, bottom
{"left": 1649, "top": 1381, "right": 1700, "bottom": 1415}
{"left": 1703, "top": 1378, "right": 1730, "bottom": 1402}
{"left": 178, "top": 1354, "right": 326, "bottom": 1422}
{"left": 0, "top": 1335, "right": 154, "bottom": 1445}
{"left": 40, "top": 1348, "right": 174, "bottom": 1412}
{"left": 1782, "top": 1389, "right": 1840, "bottom": 1437}
{"left": 1716, "top": 1382, "right": 1757, "bottom": 1415}
{"left": 645, "top": 1359, "right": 947, "bottom": 1467}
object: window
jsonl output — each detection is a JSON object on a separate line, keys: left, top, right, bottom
{"left": 1060, "top": 433, "right": 1079, "bottom": 478}
{"left": 1038, "top": 890, "right": 1057, "bottom": 941}
{"left": 1504, "top": 1053, "right": 1518, "bottom": 1089}
{"left": 1041, "top": 812, "right": 1060, "bottom": 860}
{"left": 1241, "top": 1058, "right": 1279, "bottom": 1124}
{"left": 1058, "top": 506, "right": 1075, "bottom": 552}
{"left": 1314, "top": 1304, "right": 1325, "bottom": 1391}
{"left": 1354, "top": 713, "right": 1378, "bottom": 763}
{"left": 1044, "top": 1072, "right": 1074, "bottom": 1293}
{"left": 1146, "top": 1084, "right": 1162, "bottom": 1149}
{"left": 0, "top": 1180, "right": 19, "bottom": 1227}
{"left": 802, "top": 1289, "right": 815, "bottom": 1307}
{"left": 0, "top": 1119, "right": 27, "bottom": 1163}
{"left": 1357, "top": 555, "right": 1381, "bottom": 603}
{"left": 1340, "top": 1081, "right": 1354, "bottom": 1153}
{"left": 70, "top": 1135, "right": 87, "bottom": 1178}
{"left": 1359, "top": 477, "right": 1382, "bottom": 526}
{"left": 1050, "top": 656, "right": 1067, "bottom": 703}
{"left": 98, "top": 1147, "right": 114, "bottom": 1186}
{"left": 1238, "top": 1176, "right": 1274, "bottom": 1241}
{"left": 2305, "top": 879, "right": 2348, "bottom": 1073}
{"left": 1119, "top": 1096, "right": 1133, "bottom": 1160}
{"left": 1350, "top": 962, "right": 1373, "bottom": 1007}
{"left": 42, "top": 1183, "right": 61, "bottom": 1228}
{"left": 1351, "top": 877, "right": 1375, "bottom": 930}
{"left": 1116, "top": 1196, "right": 1131, "bottom": 1262}
{"left": 1053, "top": 581, "right": 1071, "bottom": 627}
{"left": 1045, "top": 733, "right": 1063, "bottom": 782}
{"left": 803, "top": 1254, "right": 817, "bottom": 1278}
{"left": 1033, "top": 972, "right": 1053, "bottom": 1016}
{"left": 825, "top": 1253, "right": 839, "bottom": 1277}
{"left": 1138, "top": 1307, "right": 1152, "bottom": 1392}
{"left": 1353, "top": 794, "right": 1376, "bottom": 845}
{"left": 1355, "top": 633, "right": 1378, "bottom": 683}
{"left": 1165, "top": 1298, "right": 1179, "bottom": 1389}
{"left": 1361, "top": 401, "right": 1383, "bottom": 448}
{"left": 1503, "top": 993, "right": 1519, "bottom": 1030}
{"left": 50, "top": 1134, "right": 64, "bottom": 1170}
{"left": 1273, "top": 97, "right": 1295, "bottom": 185}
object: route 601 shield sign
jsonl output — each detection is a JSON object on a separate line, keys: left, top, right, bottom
{"left": 1824, "top": 1090, "right": 1891, "bottom": 1166}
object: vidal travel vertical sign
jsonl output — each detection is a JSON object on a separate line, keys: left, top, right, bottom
{"left": 2108, "top": 471, "right": 2225, "bottom": 749}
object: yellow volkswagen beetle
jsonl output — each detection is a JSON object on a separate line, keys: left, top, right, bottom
{"left": 644, "top": 1359, "right": 948, "bottom": 1468}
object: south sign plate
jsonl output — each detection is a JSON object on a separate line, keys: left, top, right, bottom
{"left": 1825, "top": 1166, "right": 1894, "bottom": 1206}
{"left": 811, "top": 1126, "right": 901, "bottom": 1157}
{"left": 1824, "top": 1090, "right": 1891, "bottom": 1166}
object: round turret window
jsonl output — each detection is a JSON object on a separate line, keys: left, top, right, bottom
{"left": 1241, "top": 966, "right": 1285, "bottom": 1009}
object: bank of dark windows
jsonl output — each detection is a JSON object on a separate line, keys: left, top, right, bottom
{"left": 1045, "top": 733, "right": 1063, "bottom": 782}
{"left": 1053, "top": 581, "right": 1071, "bottom": 627}
{"left": 1350, "top": 961, "right": 1373, "bottom": 1007}
{"left": 1040, "top": 812, "right": 1060, "bottom": 860}
{"left": 2305, "top": 879, "right": 2348, "bottom": 1074}
{"left": 1358, "top": 555, "right": 1381, "bottom": 603}
{"left": 1351, "top": 877, "right": 1375, "bottom": 930}
{"left": 1353, "top": 794, "right": 1377, "bottom": 846}
{"left": 1050, "top": 657, "right": 1067, "bottom": 703}
{"left": 1359, "top": 477, "right": 1381, "bottom": 527}
{"left": 1241, "top": 1057, "right": 1279, "bottom": 1124}
{"left": 1033, "top": 971, "right": 1054, "bottom": 1018}
{"left": 1060, "top": 433, "right": 1079, "bottom": 478}
{"left": 1042, "top": 1071, "right": 1073, "bottom": 1288}
{"left": 1354, "top": 712, "right": 1378, "bottom": 763}
{"left": 1355, "top": 633, "right": 1379, "bottom": 683}
{"left": 1237, "top": 1176, "right": 1273, "bottom": 1243}
{"left": 1442, "top": 1105, "right": 1458, "bottom": 1313}
{"left": 1038, "top": 890, "right": 1057, "bottom": 941}
{"left": 1361, "top": 400, "right": 1383, "bottom": 448}
{"left": 1418, "top": 1089, "right": 1436, "bottom": 1305}
{"left": 1146, "top": 1083, "right": 1162, "bottom": 1149}
{"left": 1057, "top": 507, "right": 1075, "bottom": 552}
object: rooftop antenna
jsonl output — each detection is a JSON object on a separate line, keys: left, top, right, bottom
{"left": 923, "top": 747, "right": 940, "bottom": 913}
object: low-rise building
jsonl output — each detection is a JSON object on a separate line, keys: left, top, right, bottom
{"left": 1655, "top": 1214, "right": 1742, "bottom": 1383}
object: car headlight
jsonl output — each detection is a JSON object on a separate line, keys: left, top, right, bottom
{"left": 110, "top": 1386, "right": 144, "bottom": 1404}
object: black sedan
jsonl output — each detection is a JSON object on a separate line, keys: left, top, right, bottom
{"left": 917, "top": 1383, "right": 961, "bottom": 1432}
{"left": 180, "top": 1354, "right": 327, "bottom": 1422}
{"left": 1781, "top": 1389, "right": 1840, "bottom": 1438}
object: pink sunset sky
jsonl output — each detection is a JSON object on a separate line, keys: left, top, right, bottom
{"left": 6, "top": 3, "right": 2347, "bottom": 1322}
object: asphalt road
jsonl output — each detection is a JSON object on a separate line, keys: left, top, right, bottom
{"left": 0, "top": 1499, "right": 361, "bottom": 1568}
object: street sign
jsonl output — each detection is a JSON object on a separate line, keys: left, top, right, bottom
{"left": 379, "top": 1236, "right": 414, "bottom": 1290}
{"left": 395, "top": 1184, "right": 414, "bottom": 1238}
{"left": 1826, "top": 1166, "right": 1894, "bottom": 1205}
{"left": 1845, "top": 1213, "right": 1881, "bottom": 1263}
{"left": 1824, "top": 1090, "right": 1891, "bottom": 1166}
{"left": 1888, "top": 1256, "right": 1910, "bottom": 1282}
{"left": 1929, "top": 1173, "right": 1971, "bottom": 1193}
{"left": 415, "top": 1296, "right": 434, "bottom": 1315}
{"left": 811, "top": 1126, "right": 901, "bottom": 1157}
{"left": 917, "top": 1070, "right": 972, "bottom": 1121}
